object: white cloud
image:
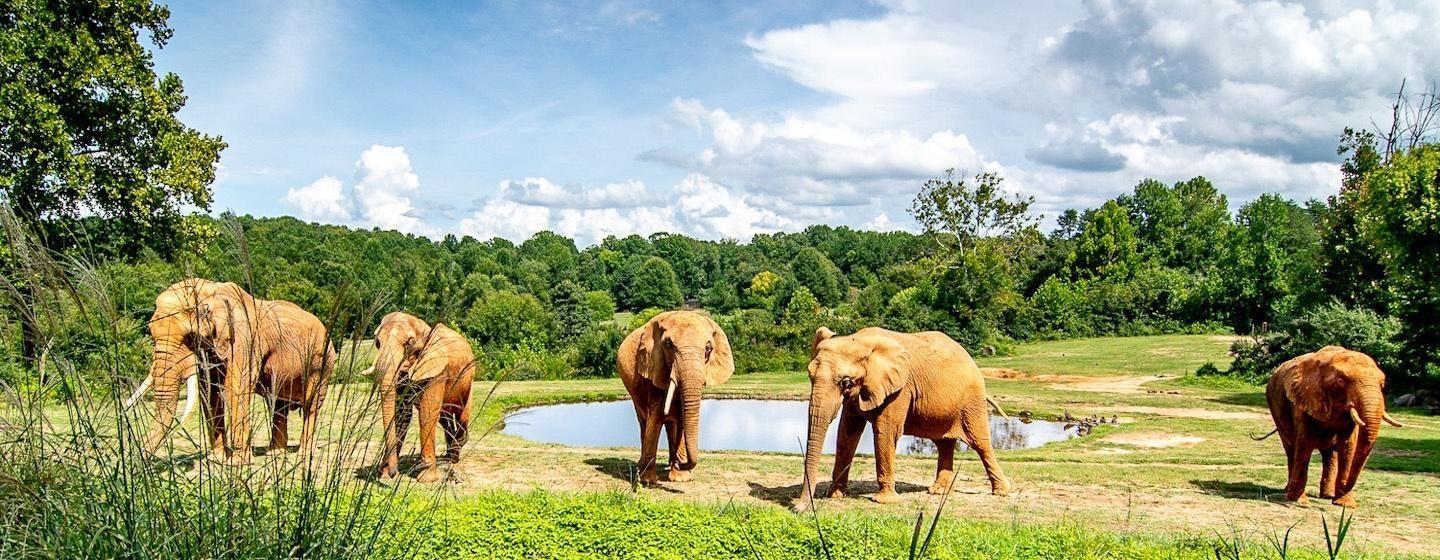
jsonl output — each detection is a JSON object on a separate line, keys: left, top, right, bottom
{"left": 456, "top": 198, "right": 552, "bottom": 242}
{"left": 456, "top": 173, "right": 791, "bottom": 246}
{"left": 500, "top": 177, "right": 660, "bottom": 209}
{"left": 280, "top": 145, "right": 435, "bottom": 236}
{"left": 284, "top": 176, "right": 350, "bottom": 222}
{"left": 351, "top": 145, "right": 429, "bottom": 235}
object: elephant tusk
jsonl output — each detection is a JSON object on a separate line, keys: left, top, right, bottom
{"left": 178, "top": 375, "right": 199, "bottom": 426}
{"left": 1349, "top": 407, "right": 1367, "bottom": 427}
{"left": 1382, "top": 412, "right": 1405, "bottom": 428}
{"left": 358, "top": 365, "right": 375, "bottom": 377}
{"left": 125, "top": 374, "right": 154, "bottom": 408}
{"left": 664, "top": 379, "right": 677, "bottom": 416}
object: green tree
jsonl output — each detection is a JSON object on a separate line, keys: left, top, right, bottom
{"left": 1318, "top": 129, "right": 1389, "bottom": 312}
{"left": 625, "top": 256, "right": 682, "bottom": 310}
{"left": 0, "top": 0, "right": 225, "bottom": 254}
{"left": 550, "top": 280, "right": 589, "bottom": 343}
{"left": 1223, "top": 194, "right": 1322, "bottom": 333}
{"left": 1360, "top": 144, "right": 1440, "bottom": 382}
{"left": 463, "top": 291, "right": 554, "bottom": 348}
{"left": 1119, "top": 177, "right": 1230, "bottom": 271}
{"left": 581, "top": 290, "right": 617, "bottom": 324}
{"left": 789, "top": 247, "right": 846, "bottom": 306}
{"left": 909, "top": 169, "right": 1039, "bottom": 255}
{"left": 1067, "top": 201, "right": 1142, "bottom": 279}
{"left": 782, "top": 286, "right": 821, "bottom": 326}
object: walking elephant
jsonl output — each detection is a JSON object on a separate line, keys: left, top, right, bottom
{"left": 796, "top": 327, "right": 1009, "bottom": 511}
{"left": 617, "top": 310, "right": 733, "bottom": 484}
{"left": 1261, "top": 346, "right": 1404, "bottom": 507}
{"left": 368, "top": 312, "right": 477, "bottom": 483}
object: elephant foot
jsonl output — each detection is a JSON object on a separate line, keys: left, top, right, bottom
{"left": 416, "top": 467, "right": 443, "bottom": 483}
{"left": 871, "top": 488, "right": 901, "bottom": 504}
{"left": 638, "top": 470, "right": 660, "bottom": 486}
{"left": 1331, "top": 494, "right": 1357, "bottom": 508}
{"left": 206, "top": 449, "right": 228, "bottom": 463}
{"left": 665, "top": 468, "right": 693, "bottom": 482}
{"left": 267, "top": 443, "right": 288, "bottom": 455}
{"left": 444, "top": 450, "right": 462, "bottom": 464}
{"left": 826, "top": 483, "right": 848, "bottom": 499}
{"left": 928, "top": 476, "right": 954, "bottom": 495}
{"left": 225, "top": 454, "right": 253, "bottom": 467}
{"left": 1284, "top": 493, "right": 1308, "bottom": 504}
{"left": 1319, "top": 491, "right": 1336, "bottom": 500}
{"left": 378, "top": 466, "right": 398, "bottom": 480}
{"left": 991, "top": 478, "right": 1012, "bottom": 497}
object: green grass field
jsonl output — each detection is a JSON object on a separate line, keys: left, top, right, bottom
{"left": 13, "top": 334, "right": 1439, "bottom": 558}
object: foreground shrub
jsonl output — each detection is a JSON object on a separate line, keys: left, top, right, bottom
{"left": 1218, "top": 301, "right": 1404, "bottom": 383}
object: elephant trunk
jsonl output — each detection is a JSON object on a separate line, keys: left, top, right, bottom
{"left": 675, "top": 354, "right": 705, "bottom": 470}
{"left": 800, "top": 392, "right": 842, "bottom": 507}
{"left": 1340, "top": 389, "right": 1384, "bottom": 495}
{"left": 141, "top": 335, "right": 196, "bottom": 453}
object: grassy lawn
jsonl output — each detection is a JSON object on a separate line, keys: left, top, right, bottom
{"left": 18, "top": 334, "right": 1440, "bottom": 558}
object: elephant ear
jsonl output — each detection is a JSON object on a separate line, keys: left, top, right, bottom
{"left": 645, "top": 312, "right": 673, "bottom": 389}
{"left": 1285, "top": 352, "right": 1345, "bottom": 421}
{"left": 858, "top": 336, "right": 910, "bottom": 412}
{"left": 408, "top": 323, "right": 450, "bottom": 382}
{"left": 811, "top": 327, "right": 835, "bottom": 358}
{"left": 704, "top": 315, "right": 733, "bottom": 387}
{"left": 201, "top": 293, "right": 253, "bottom": 363}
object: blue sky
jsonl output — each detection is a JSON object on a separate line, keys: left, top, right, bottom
{"left": 152, "top": 0, "right": 1440, "bottom": 246}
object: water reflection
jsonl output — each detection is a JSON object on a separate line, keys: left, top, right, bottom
{"left": 502, "top": 399, "right": 1077, "bottom": 455}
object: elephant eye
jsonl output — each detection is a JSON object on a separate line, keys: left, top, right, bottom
{"left": 837, "top": 376, "right": 854, "bottom": 389}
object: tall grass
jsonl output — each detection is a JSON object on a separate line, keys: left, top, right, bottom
{"left": 0, "top": 209, "right": 436, "bottom": 559}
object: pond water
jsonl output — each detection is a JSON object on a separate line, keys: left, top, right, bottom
{"left": 501, "top": 399, "right": 1077, "bottom": 455}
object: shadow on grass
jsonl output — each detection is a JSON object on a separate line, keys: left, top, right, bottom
{"left": 351, "top": 453, "right": 456, "bottom": 482}
{"left": 746, "top": 480, "right": 930, "bottom": 508}
{"left": 583, "top": 457, "right": 682, "bottom": 493}
{"left": 1190, "top": 479, "right": 1283, "bottom": 502}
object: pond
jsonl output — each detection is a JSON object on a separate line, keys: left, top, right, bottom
{"left": 501, "top": 399, "right": 1078, "bottom": 455}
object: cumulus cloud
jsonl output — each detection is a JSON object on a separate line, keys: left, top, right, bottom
{"left": 284, "top": 176, "right": 351, "bottom": 222}
{"left": 281, "top": 145, "right": 434, "bottom": 236}
{"left": 499, "top": 177, "right": 661, "bottom": 209}
{"left": 456, "top": 173, "right": 791, "bottom": 246}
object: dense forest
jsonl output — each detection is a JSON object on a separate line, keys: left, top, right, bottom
{"left": 5, "top": 130, "right": 1438, "bottom": 392}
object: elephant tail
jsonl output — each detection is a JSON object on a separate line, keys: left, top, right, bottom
{"left": 1250, "top": 428, "right": 1278, "bottom": 441}
{"left": 986, "top": 395, "right": 1009, "bottom": 419}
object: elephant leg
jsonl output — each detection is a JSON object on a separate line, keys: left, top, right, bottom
{"left": 664, "top": 419, "right": 693, "bottom": 482}
{"left": 414, "top": 381, "right": 446, "bottom": 483}
{"left": 828, "top": 407, "right": 865, "bottom": 498}
{"left": 929, "top": 439, "right": 957, "bottom": 495}
{"left": 871, "top": 416, "right": 903, "bottom": 504}
{"left": 1284, "top": 441, "right": 1314, "bottom": 502}
{"left": 268, "top": 400, "right": 292, "bottom": 454}
{"left": 203, "top": 371, "right": 228, "bottom": 460}
{"left": 223, "top": 373, "right": 255, "bottom": 465}
{"left": 637, "top": 403, "right": 664, "bottom": 485}
{"left": 962, "top": 406, "right": 1009, "bottom": 496}
{"left": 298, "top": 397, "right": 321, "bottom": 458}
{"left": 1318, "top": 448, "right": 1338, "bottom": 499}
{"left": 441, "top": 400, "right": 470, "bottom": 463}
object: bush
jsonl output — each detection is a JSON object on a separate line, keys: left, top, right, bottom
{"left": 482, "top": 340, "right": 573, "bottom": 381}
{"left": 464, "top": 291, "right": 554, "bottom": 347}
{"left": 572, "top": 325, "right": 626, "bottom": 378}
{"left": 1222, "top": 301, "right": 1404, "bottom": 383}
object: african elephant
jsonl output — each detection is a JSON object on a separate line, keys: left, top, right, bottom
{"left": 368, "top": 312, "right": 477, "bottom": 483}
{"left": 796, "top": 327, "right": 1009, "bottom": 511}
{"left": 129, "top": 280, "right": 335, "bottom": 463}
{"left": 128, "top": 278, "right": 241, "bottom": 453}
{"left": 1261, "top": 346, "right": 1404, "bottom": 507}
{"left": 192, "top": 290, "right": 336, "bottom": 464}
{"left": 616, "top": 310, "right": 733, "bottom": 484}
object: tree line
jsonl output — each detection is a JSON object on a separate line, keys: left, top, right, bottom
{"left": 2, "top": 1, "right": 1437, "bottom": 391}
